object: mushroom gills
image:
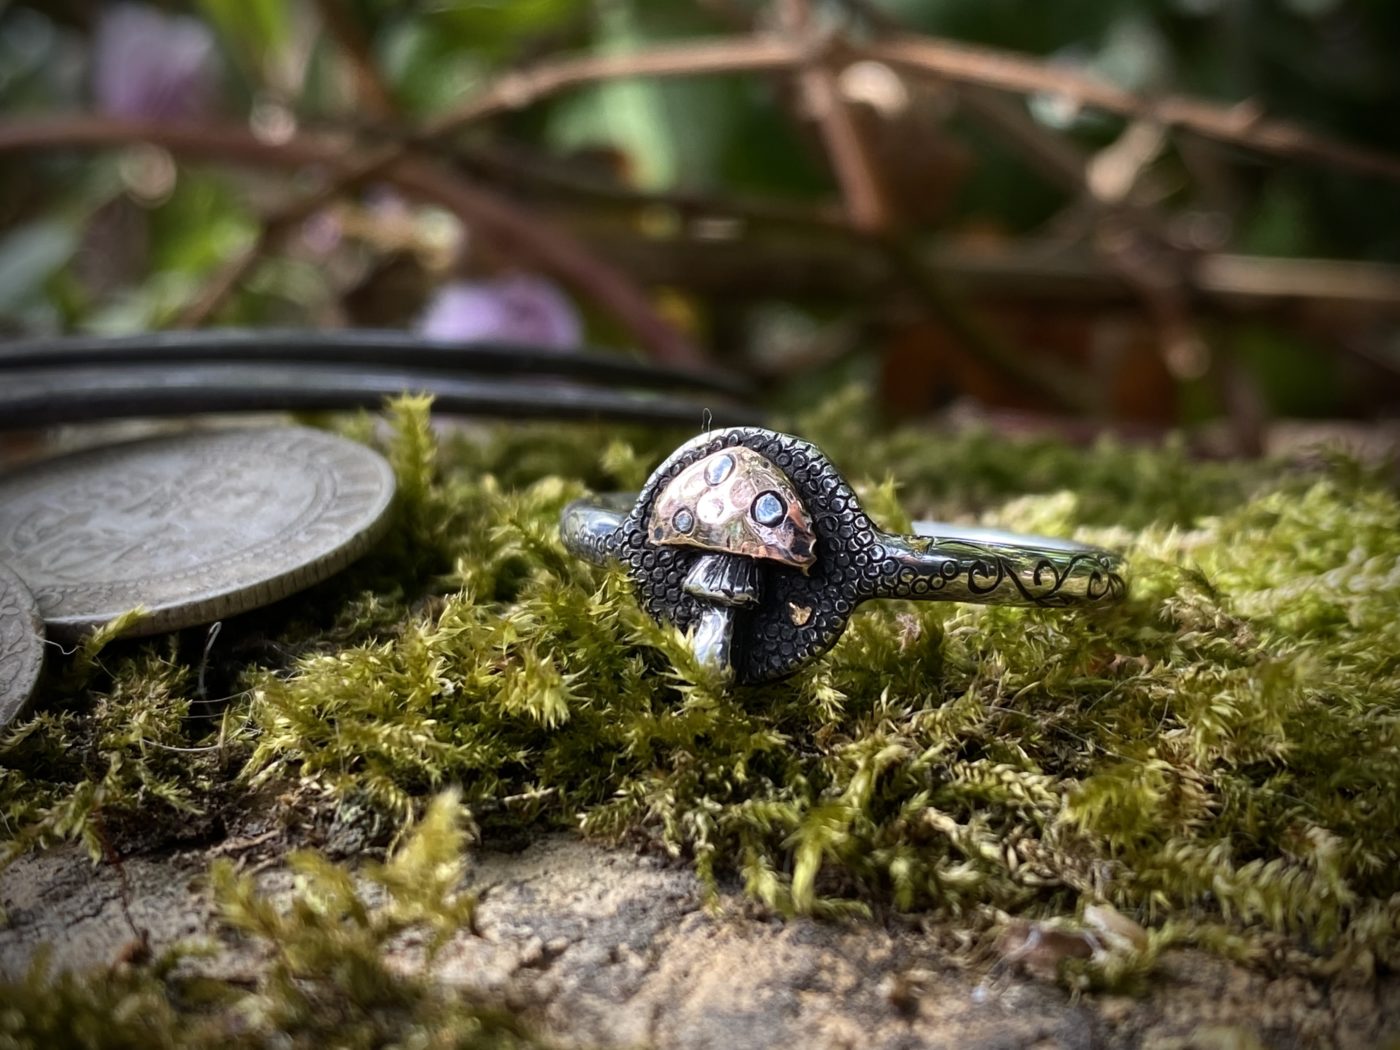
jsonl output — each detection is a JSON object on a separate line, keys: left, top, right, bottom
{"left": 684, "top": 553, "right": 761, "bottom": 607}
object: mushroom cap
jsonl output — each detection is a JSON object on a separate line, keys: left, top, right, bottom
{"left": 648, "top": 447, "right": 817, "bottom": 569}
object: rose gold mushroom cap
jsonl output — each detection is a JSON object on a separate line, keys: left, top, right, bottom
{"left": 648, "top": 447, "right": 817, "bottom": 570}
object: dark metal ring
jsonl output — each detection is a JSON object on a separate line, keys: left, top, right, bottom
{"left": 561, "top": 426, "right": 1128, "bottom": 685}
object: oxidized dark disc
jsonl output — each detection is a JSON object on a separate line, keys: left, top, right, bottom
{"left": 0, "top": 559, "right": 44, "bottom": 728}
{"left": 0, "top": 426, "right": 395, "bottom": 640}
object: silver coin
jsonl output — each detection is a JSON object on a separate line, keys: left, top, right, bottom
{"left": 0, "top": 426, "right": 396, "bottom": 640}
{"left": 0, "top": 559, "right": 44, "bottom": 728}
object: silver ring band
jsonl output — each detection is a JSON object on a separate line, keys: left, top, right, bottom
{"left": 561, "top": 427, "right": 1127, "bottom": 684}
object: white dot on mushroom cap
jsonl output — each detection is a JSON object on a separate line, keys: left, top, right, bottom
{"left": 679, "top": 470, "right": 709, "bottom": 498}
{"left": 698, "top": 493, "right": 728, "bottom": 525}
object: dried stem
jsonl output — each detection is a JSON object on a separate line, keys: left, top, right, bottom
{"left": 391, "top": 29, "right": 1400, "bottom": 186}
{"left": 311, "top": 0, "right": 399, "bottom": 119}
{"left": 768, "top": 3, "right": 1090, "bottom": 408}
{"left": 418, "top": 35, "right": 806, "bottom": 137}
{"left": 176, "top": 159, "right": 392, "bottom": 329}
{"left": 458, "top": 141, "right": 850, "bottom": 230}
{"left": 774, "top": 0, "right": 892, "bottom": 233}
{"left": 175, "top": 35, "right": 803, "bottom": 339}
{"left": 410, "top": 30, "right": 1400, "bottom": 183}
{"left": 9, "top": 14, "right": 1399, "bottom": 387}
{"left": 564, "top": 226, "right": 1400, "bottom": 315}
{"left": 869, "top": 35, "right": 1400, "bottom": 183}
{"left": 954, "top": 85, "right": 1089, "bottom": 193}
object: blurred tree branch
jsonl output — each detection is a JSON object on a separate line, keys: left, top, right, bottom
{"left": 774, "top": 0, "right": 892, "bottom": 234}
{"left": 866, "top": 34, "right": 1400, "bottom": 183}
{"left": 12, "top": 9, "right": 1400, "bottom": 410}
{"left": 0, "top": 118, "right": 698, "bottom": 365}
{"left": 449, "top": 146, "right": 1400, "bottom": 314}
{"left": 413, "top": 30, "right": 1400, "bottom": 183}
{"left": 765, "top": 0, "right": 1096, "bottom": 412}
{"left": 174, "top": 154, "right": 389, "bottom": 329}
{"left": 181, "top": 0, "right": 403, "bottom": 329}
{"left": 548, "top": 218, "right": 1400, "bottom": 323}
{"left": 309, "top": 0, "right": 398, "bottom": 120}
{"left": 287, "top": 25, "right": 1400, "bottom": 203}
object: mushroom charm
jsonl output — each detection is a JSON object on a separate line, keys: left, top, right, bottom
{"left": 645, "top": 447, "right": 818, "bottom": 674}
{"left": 560, "top": 427, "right": 1128, "bottom": 686}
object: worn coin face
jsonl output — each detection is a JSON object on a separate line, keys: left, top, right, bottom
{"left": 0, "top": 426, "right": 396, "bottom": 640}
{"left": 0, "top": 559, "right": 44, "bottom": 728}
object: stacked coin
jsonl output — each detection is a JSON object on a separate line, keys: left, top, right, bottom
{"left": 0, "top": 426, "right": 396, "bottom": 726}
{"left": 0, "top": 560, "right": 44, "bottom": 728}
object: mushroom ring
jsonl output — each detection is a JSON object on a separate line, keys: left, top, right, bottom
{"left": 561, "top": 427, "right": 1127, "bottom": 685}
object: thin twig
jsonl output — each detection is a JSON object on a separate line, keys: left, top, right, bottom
{"left": 196, "top": 621, "right": 223, "bottom": 701}
{"left": 177, "top": 35, "right": 811, "bottom": 319}
{"left": 417, "top": 35, "right": 807, "bottom": 137}
{"left": 939, "top": 47, "right": 1213, "bottom": 396}
{"left": 774, "top": 0, "right": 892, "bottom": 233}
{"left": 954, "top": 85, "right": 1087, "bottom": 193}
{"left": 92, "top": 807, "right": 149, "bottom": 955}
{"left": 176, "top": 232, "right": 272, "bottom": 328}
{"left": 175, "top": 38, "right": 799, "bottom": 334}
{"left": 389, "top": 157, "right": 698, "bottom": 363}
{"left": 1086, "top": 121, "right": 1169, "bottom": 206}
{"left": 415, "top": 29, "right": 1400, "bottom": 184}
{"left": 457, "top": 141, "right": 850, "bottom": 230}
{"left": 430, "top": 24, "right": 1398, "bottom": 411}
{"left": 311, "top": 0, "right": 398, "bottom": 119}
{"left": 559, "top": 225, "right": 1400, "bottom": 313}
{"left": 869, "top": 35, "right": 1400, "bottom": 183}
{"left": 163, "top": 22, "right": 1400, "bottom": 334}
{"left": 175, "top": 144, "right": 400, "bottom": 328}
{"left": 770, "top": 2, "right": 1088, "bottom": 409}
{"left": 410, "top": 29, "right": 1400, "bottom": 182}
{"left": 1084, "top": 123, "right": 1215, "bottom": 385}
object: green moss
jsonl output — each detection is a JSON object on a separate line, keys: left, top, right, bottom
{"left": 3, "top": 392, "right": 1399, "bottom": 994}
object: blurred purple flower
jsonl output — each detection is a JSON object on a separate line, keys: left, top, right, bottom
{"left": 300, "top": 210, "right": 343, "bottom": 257}
{"left": 418, "top": 275, "right": 583, "bottom": 350}
{"left": 93, "top": 4, "right": 220, "bottom": 122}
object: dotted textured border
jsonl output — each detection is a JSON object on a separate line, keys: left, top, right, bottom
{"left": 614, "top": 428, "right": 880, "bottom": 684}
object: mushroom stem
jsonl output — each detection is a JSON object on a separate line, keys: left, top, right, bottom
{"left": 691, "top": 604, "right": 737, "bottom": 678}
{"left": 683, "top": 553, "right": 762, "bottom": 677}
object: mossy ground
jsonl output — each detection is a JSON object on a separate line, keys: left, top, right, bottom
{"left": 2, "top": 392, "right": 1398, "bottom": 1042}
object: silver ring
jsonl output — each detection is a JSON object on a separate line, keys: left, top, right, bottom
{"left": 561, "top": 427, "right": 1127, "bottom": 684}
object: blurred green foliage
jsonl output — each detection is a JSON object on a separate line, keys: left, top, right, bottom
{"left": 3, "top": 0, "right": 1397, "bottom": 395}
